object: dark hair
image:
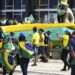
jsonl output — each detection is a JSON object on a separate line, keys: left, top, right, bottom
{"left": 19, "top": 35, "right": 26, "bottom": 41}
{"left": 67, "top": 32, "right": 72, "bottom": 38}
{"left": 46, "top": 31, "right": 51, "bottom": 35}
{"left": 10, "top": 32, "right": 15, "bottom": 36}
{"left": 39, "top": 28, "right": 44, "bottom": 32}
{"left": 72, "top": 31, "right": 75, "bottom": 35}
{"left": 33, "top": 27, "right": 37, "bottom": 32}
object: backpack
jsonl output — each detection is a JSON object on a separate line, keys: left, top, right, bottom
{"left": 44, "top": 34, "right": 50, "bottom": 44}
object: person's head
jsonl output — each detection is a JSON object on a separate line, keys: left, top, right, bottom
{"left": 65, "top": 30, "right": 72, "bottom": 38}
{"left": 4, "top": 35, "right": 10, "bottom": 43}
{"left": 38, "top": 28, "right": 44, "bottom": 34}
{"left": 64, "top": 30, "right": 69, "bottom": 34}
{"left": 72, "top": 31, "right": 75, "bottom": 38}
{"left": 19, "top": 33, "right": 26, "bottom": 41}
{"left": 10, "top": 32, "right": 15, "bottom": 37}
{"left": 33, "top": 27, "right": 37, "bottom": 33}
{"left": 46, "top": 31, "right": 51, "bottom": 35}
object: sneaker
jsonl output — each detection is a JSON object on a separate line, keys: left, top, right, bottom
{"left": 68, "top": 65, "right": 71, "bottom": 70}
{"left": 31, "top": 63, "right": 37, "bottom": 66}
{"left": 61, "top": 68, "right": 66, "bottom": 71}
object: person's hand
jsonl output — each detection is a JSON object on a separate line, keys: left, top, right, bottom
{"left": 0, "top": 50, "right": 6, "bottom": 53}
{"left": 29, "top": 32, "right": 32, "bottom": 36}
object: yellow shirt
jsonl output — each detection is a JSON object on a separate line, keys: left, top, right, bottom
{"left": 32, "top": 32, "right": 40, "bottom": 45}
{"left": 39, "top": 34, "right": 45, "bottom": 46}
{"left": 63, "top": 34, "right": 69, "bottom": 47}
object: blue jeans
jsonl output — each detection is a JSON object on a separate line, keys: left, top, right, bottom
{"left": 33, "top": 45, "right": 38, "bottom": 57}
{"left": 71, "top": 65, "right": 75, "bottom": 75}
{"left": 44, "top": 46, "right": 48, "bottom": 56}
{"left": 20, "top": 57, "right": 30, "bottom": 75}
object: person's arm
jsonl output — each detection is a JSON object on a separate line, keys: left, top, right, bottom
{"left": 31, "top": 34, "right": 35, "bottom": 45}
{"left": 32, "top": 39, "right": 35, "bottom": 45}
{"left": 70, "top": 51, "right": 75, "bottom": 58}
{"left": 56, "top": 33, "right": 63, "bottom": 41}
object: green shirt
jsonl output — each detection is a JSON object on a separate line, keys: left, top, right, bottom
{"left": 0, "top": 42, "right": 15, "bottom": 64}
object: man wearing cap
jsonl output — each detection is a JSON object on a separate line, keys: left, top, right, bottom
{"left": 56, "top": 30, "right": 70, "bottom": 71}
{"left": 69, "top": 31, "right": 75, "bottom": 75}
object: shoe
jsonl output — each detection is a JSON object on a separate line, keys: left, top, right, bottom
{"left": 40, "top": 59, "right": 48, "bottom": 62}
{"left": 68, "top": 65, "right": 71, "bottom": 70}
{"left": 31, "top": 63, "right": 37, "bottom": 66}
{"left": 61, "top": 68, "right": 66, "bottom": 71}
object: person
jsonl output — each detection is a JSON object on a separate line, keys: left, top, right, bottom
{"left": 38, "top": 28, "right": 47, "bottom": 62}
{"left": 17, "top": 33, "right": 30, "bottom": 75}
{"left": 69, "top": 31, "right": 75, "bottom": 75}
{"left": 0, "top": 28, "right": 4, "bottom": 69}
{"left": 56, "top": 30, "right": 70, "bottom": 71}
{"left": 2, "top": 35, "right": 15, "bottom": 75}
{"left": 57, "top": 0, "right": 74, "bottom": 23}
{"left": 44, "top": 31, "right": 51, "bottom": 61}
{"left": 8, "top": 32, "right": 18, "bottom": 46}
{"left": 31, "top": 27, "right": 40, "bottom": 66}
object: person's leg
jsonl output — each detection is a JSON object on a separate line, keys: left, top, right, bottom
{"left": 9, "top": 71, "right": 13, "bottom": 75}
{"left": 61, "top": 48, "right": 69, "bottom": 71}
{"left": 9, "top": 66, "right": 16, "bottom": 75}
{"left": 20, "top": 58, "right": 30, "bottom": 75}
{"left": 32, "top": 46, "right": 38, "bottom": 66}
{"left": 71, "top": 65, "right": 75, "bottom": 75}
{"left": 63, "top": 50, "right": 69, "bottom": 69}
{"left": 61, "top": 48, "right": 67, "bottom": 70}
{"left": 68, "top": 56, "right": 72, "bottom": 70}
{"left": 3, "top": 66, "right": 7, "bottom": 75}
{"left": 41, "top": 46, "right": 48, "bottom": 62}
{"left": 44, "top": 46, "right": 48, "bottom": 62}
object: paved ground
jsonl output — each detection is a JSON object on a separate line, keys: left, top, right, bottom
{"left": 13, "top": 59, "right": 71, "bottom": 75}
{"left": 0, "top": 59, "right": 71, "bottom": 75}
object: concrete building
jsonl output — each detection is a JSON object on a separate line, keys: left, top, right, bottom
{"left": 0, "top": 0, "right": 74, "bottom": 21}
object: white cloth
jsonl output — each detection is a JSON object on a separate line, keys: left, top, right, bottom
{"left": 64, "top": 8, "right": 74, "bottom": 23}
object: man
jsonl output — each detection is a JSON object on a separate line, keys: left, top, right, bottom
{"left": 56, "top": 30, "right": 70, "bottom": 71}
{"left": 31, "top": 27, "right": 40, "bottom": 66}
{"left": 69, "top": 31, "right": 75, "bottom": 75}
{"left": 38, "top": 28, "right": 47, "bottom": 62}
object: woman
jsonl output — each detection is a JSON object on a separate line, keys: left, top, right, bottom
{"left": 17, "top": 33, "right": 30, "bottom": 75}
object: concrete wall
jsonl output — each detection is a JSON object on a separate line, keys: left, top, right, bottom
{"left": 51, "top": 48, "right": 62, "bottom": 59}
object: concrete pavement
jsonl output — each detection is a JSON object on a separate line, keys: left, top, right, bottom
{"left": 13, "top": 59, "right": 71, "bottom": 75}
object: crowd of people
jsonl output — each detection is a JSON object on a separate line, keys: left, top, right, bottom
{"left": 0, "top": 26, "right": 75, "bottom": 75}
{"left": 31, "top": 27, "right": 51, "bottom": 66}
{"left": 0, "top": 18, "right": 19, "bottom": 26}
{"left": 0, "top": 27, "right": 51, "bottom": 75}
